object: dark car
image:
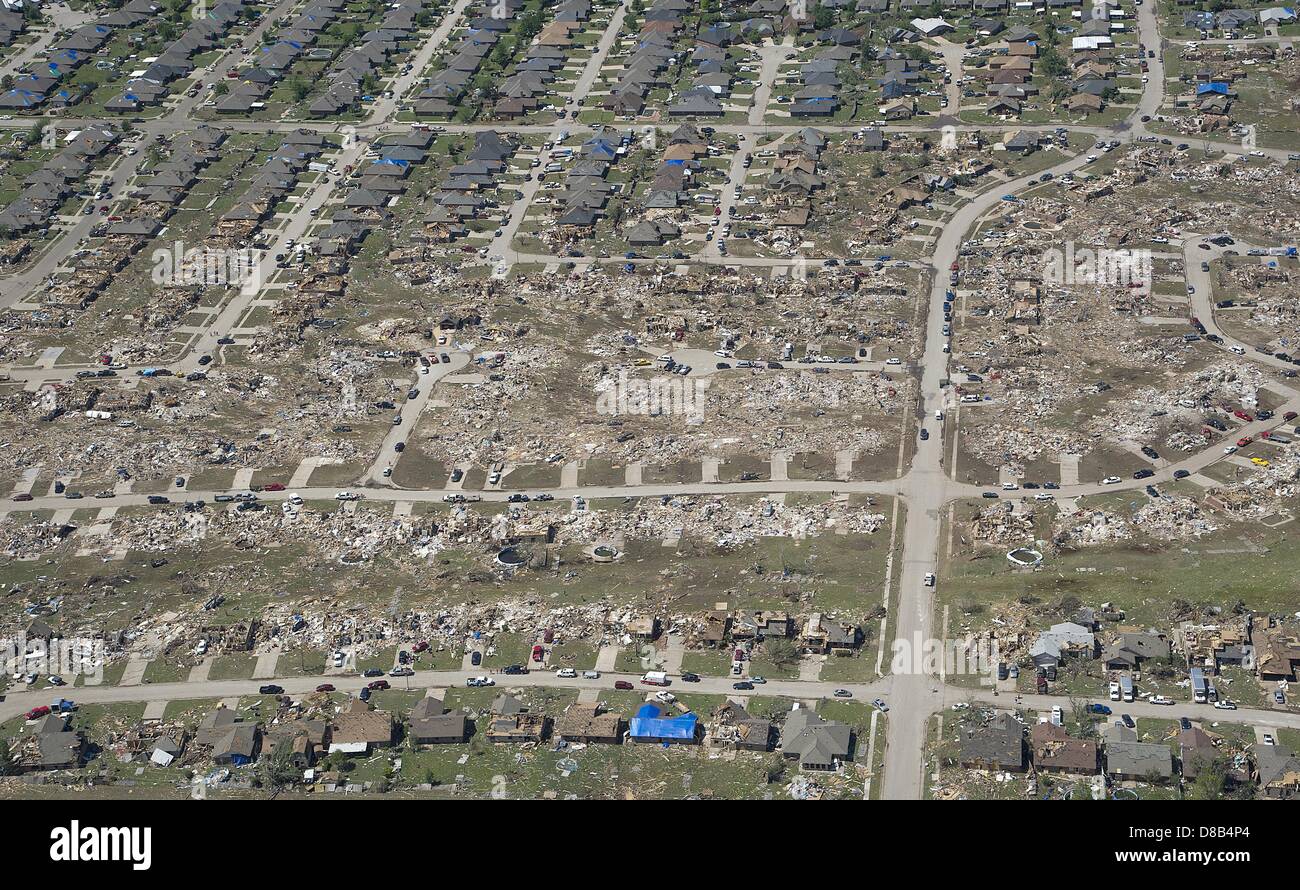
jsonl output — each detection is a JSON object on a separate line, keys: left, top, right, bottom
{"left": 614, "top": 680, "right": 634, "bottom": 690}
{"left": 258, "top": 685, "right": 284, "bottom": 695}
{"left": 732, "top": 681, "right": 754, "bottom": 690}
{"left": 502, "top": 664, "right": 528, "bottom": 675}
{"left": 394, "top": 442, "right": 405, "bottom": 453}
{"left": 1173, "top": 469, "right": 1190, "bottom": 479}
{"left": 315, "top": 684, "right": 335, "bottom": 693}
{"left": 362, "top": 668, "right": 385, "bottom": 677}
{"left": 981, "top": 492, "right": 999, "bottom": 499}
{"left": 470, "top": 651, "right": 482, "bottom": 666}
{"left": 1133, "top": 469, "right": 1154, "bottom": 479}
{"left": 197, "top": 355, "right": 212, "bottom": 366}
{"left": 147, "top": 495, "right": 170, "bottom": 505}
{"left": 1121, "top": 714, "right": 1135, "bottom": 728}
{"left": 681, "top": 672, "right": 701, "bottom": 683}
{"left": 13, "top": 493, "right": 33, "bottom": 502}
{"left": 450, "top": 468, "right": 464, "bottom": 482}
{"left": 367, "top": 679, "right": 390, "bottom": 690}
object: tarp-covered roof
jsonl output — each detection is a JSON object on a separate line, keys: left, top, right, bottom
{"left": 629, "top": 703, "right": 697, "bottom": 740}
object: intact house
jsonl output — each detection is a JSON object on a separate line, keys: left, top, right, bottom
{"left": 1102, "top": 631, "right": 1170, "bottom": 671}
{"left": 328, "top": 698, "right": 395, "bottom": 756}
{"left": 1104, "top": 726, "right": 1174, "bottom": 783}
{"left": 779, "top": 706, "right": 852, "bottom": 771}
{"left": 196, "top": 705, "right": 260, "bottom": 766}
{"left": 409, "top": 695, "right": 469, "bottom": 745}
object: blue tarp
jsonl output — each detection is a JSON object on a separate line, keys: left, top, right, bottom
{"left": 629, "top": 703, "right": 697, "bottom": 741}
{"left": 1197, "top": 82, "right": 1228, "bottom": 95}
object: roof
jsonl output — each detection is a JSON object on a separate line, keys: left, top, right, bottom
{"left": 1106, "top": 740, "right": 1174, "bottom": 778}
{"left": 329, "top": 698, "right": 393, "bottom": 748}
{"left": 556, "top": 703, "right": 623, "bottom": 739}
{"left": 1031, "top": 722, "right": 1098, "bottom": 772}
{"left": 781, "top": 708, "right": 852, "bottom": 767}
{"left": 629, "top": 702, "right": 697, "bottom": 740}
{"left": 960, "top": 713, "right": 1024, "bottom": 769}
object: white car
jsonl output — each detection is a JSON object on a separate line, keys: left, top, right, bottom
{"left": 923, "top": 572, "right": 936, "bottom": 587}
{"left": 1224, "top": 445, "right": 1238, "bottom": 455}
{"left": 1050, "top": 706, "right": 1063, "bottom": 725}
{"left": 555, "top": 668, "right": 577, "bottom": 678}
{"left": 654, "top": 691, "right": 676, "bottom": 704}
{"left": 1101, "top": 476, "right": 1121, "bottom": 485}
{"left": 1001, "top": 482, "right": 1018, "bottom": 490}
{"left": 1213, "top": 700, "right": 1237, "bottom": 710}
{"left": 1149, "top": 695, "right": 1174, "bottom": 705}
{"left": 466, "top": 676, "right": 495, "bottom": 687}
{"left": 1263, "top": 733, "right": 1276, "bottom": 745}
{"left": 1230, "top": 345, "right": 1246, "bottom": 355}
{"left": 335, "top": 490, "right": 360, "bottom": 500}
{"left": 1034, "top": 492, "right": 1054, "bottom": 501}
{"left": 885, "top": 357, "right": 902, "bottom": 365}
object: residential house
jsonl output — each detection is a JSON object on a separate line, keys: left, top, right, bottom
{"left": 780, "top": 706, "right": 852, "bottom": 771}
{"left": 1031, "top": 722, "right": 1098, "bottom": 775}
{"left": 959, "top": 713, "right": 1026, "bottom": 772}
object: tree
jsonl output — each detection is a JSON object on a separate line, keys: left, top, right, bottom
{"left": 258, "top": 738, "right": 301, "bottom": 791}
{"left": 766, "top": 638, "right": 799, "bottom": 669}
{"left": 1186, "top": 759, "right": 1227, "bottom": 800}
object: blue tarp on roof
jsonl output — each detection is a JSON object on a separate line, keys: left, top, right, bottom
{"left": 1197, "top": 82, "right": 1228, "bottom": 95}
{"left": 377, "top": 157, "right": 409, "bottom": 167}
{"left": 629, "top": 703, "right": 697, "bottom": 740}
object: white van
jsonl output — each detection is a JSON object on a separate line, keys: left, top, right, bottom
{"left": 582, "top": 670, "right": 600, "bottom": 679}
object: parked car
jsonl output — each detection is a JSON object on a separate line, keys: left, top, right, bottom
{"left": 614, "top": 680, "right": 634, "bottom": 690}
{"left": 315, "top": 684, "right": 335, "bottom": 693}
{"left": 833, "top": 689, "right": 852, "bottom": 698}
{"left": 367, "top": 679, "right": 391, "bottom": 690}
{"left": 258, "top": 685, "right": 284, "bottom": 695}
